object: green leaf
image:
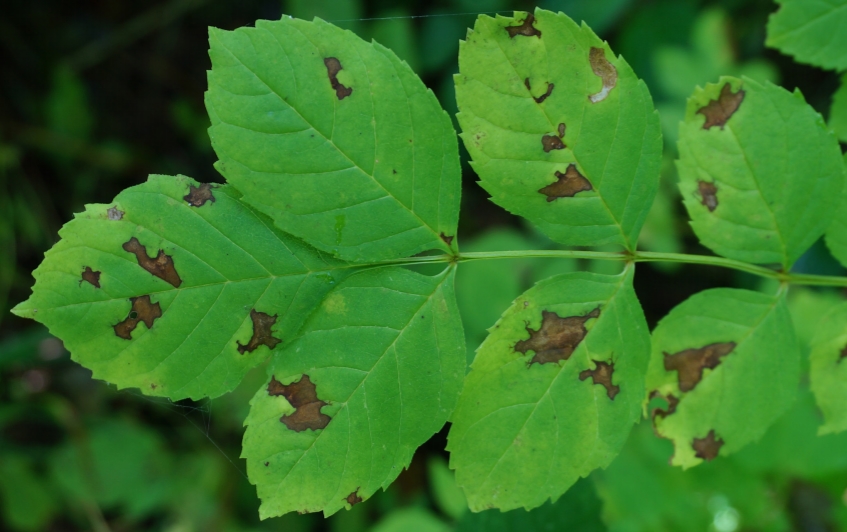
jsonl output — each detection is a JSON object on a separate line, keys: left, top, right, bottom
{"left": 829, "top": 73, "right": 847, "bottom": 143}
{"left": 448, "top": 266, "right": 650, "bottom": 511}
{"left": 370, "top": 508, "right": 451, "bottom": 532}
{"left": 12, "top": 175, "right": 350, "bottom": 400}
{"left": 766, "top": 0, "right": 847, "bottom": 71}
{"left": 809, "top": 301, "right": 847, "bottom": 435}
{"left": 645, "top": 288, "right": 800, "bottom": 468}
{"left": 206, "top": 17, "right": 461, "bottom": 262}
{"left": 677, "top": 77, "right": 843, "bottom": 268}
{"left": 427, "top": 455, "right": 468, "bottom": 520}
{"left": 825, "top": 153, "right": 847, "bottom": 267}
{"left": 455, "top": 9, "right": 662, "bottom": 251}
{"left": 242, "top": 266, "right": 465, "bottom": 518}
{"left": 0, "top": 455, "right": 58, "bottom": 532}
{"left": 455, "top": 477, "right": 606, "bottom": 532}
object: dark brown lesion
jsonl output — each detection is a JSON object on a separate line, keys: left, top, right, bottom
{"left": 346, "top": 489, "right": 363, "bottom": 506}
{"left": 649, "top": 390, "right": 679, "bottom": 421}
{"left": 525, "top": 78, "right": 554, "bottom": 104}
{"left": 324, "top": 57, "right": 353, "bottom": 100}
{"left": 539, "top": 164, "right": 593, "bottom": 201}
{"left": 268, "top": 375, "right": 331, "bottom": 432}
{"left": 505, "top": 13, "right": 541, "bottom": 38}
{"left": 237, "top": 309, "right": 282, "bottom": 354}
{"left": 697, "top": 83, "right": 745, "bottom": 130}
{"left": 542, "top": 135, "right": 565, "bottom": 152}
{"left": 588, "top": 47, "right": 617, "bottom": 103}
{"left": 516, "top": 308, "right": 601, "bottom": 366}
{"left": 183, "top": 183, "right": 216, "bottom": 207}
{"left": 579, "top": 360, "right": 620, "bottom": 400}
{"left": 80, "top": 266, "right": 101, "bottom": 288}
{"left": 698, "top": 181, "right": 719, "bottom": 212}
{"left": 122, "top": 237, "right": 182, "bottom": 288}
{"left": 692, "top": 429, "right": 724, "bottom": 461}
{"left": 440, "top": 233, "right": 455, "bottom": 246}
{"left": 114, "top": 295, "right": 162, "bottom": 340}
{"left": 664, "top": 342, "right": 736, "bottom": 392}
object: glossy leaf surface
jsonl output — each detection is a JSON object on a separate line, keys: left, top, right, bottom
{"left": 455, "top": 9, "right": 662, "bottom": 251}
{"left": 13, "top": 175, "right": 350, "bottom": 400}
{"left": 206, "top": 17, "right": 461, "bottom": 262}
{"left": 448, "top": 267, "right": 650, "bottom": 511}
{"left": 242, "top": 267, "right": 465, "bottom": 517}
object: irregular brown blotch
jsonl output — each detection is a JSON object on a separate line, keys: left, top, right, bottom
{"left": 183, "top": 183, "right": 216, "bottom": 207}
{"left": 664, "top": 342, "right": 736, "bottom": 392}
{"left": 346, "top": 489, "right": 363, "bottom": 506}
{"left": 237, "top": 309, "right": 282, "bottom": 354}
{"left": 525, "top": 78, "right": 554, "bottom": 104}
{"left": 506, "top": 13, "right": 541, "bottom": 38}
{"left": 579, "top": 360, "right": 620, "bottom": 400}
{"left": 697, "top": 83, "right": 745, "bottom": 130}
{"left": 692, "top": 430, "right": 724, "bottom": 461}
{"left": 324, "top": 57, "right": 353, "bottom": 100}
{"left": 542, "top": 135, "right": 565, "bottom": 152}
{"left": 649, "top": 390, "right": 679, "bottom": 420}
{"left": 113, "top": 295, "right": 162, "bottom": 340}
{"left": 698, "top": 181, "right": 719, "bottom": 212}
{"left": 539, "top": 164, "right": 593, "bottom": 201}
{"left": 107, "top": 207, "right": 124, "bottom": 221}
{"left": 122, "top": 237, "right": 182, "bottom": 288}
{"left": 588, "top": 47, "right": 617, "bottom": 103}
{"left": 80, "top": 266, "right": 101, "bottom": 288}
{"left": 268, "top": 375, "right": 331, "bottom": 432}
{"left": 440, "top": 233, "right": 454, "bottom": 246}
{"left": 516, "top": 308, "right": 601, "bottom": 366}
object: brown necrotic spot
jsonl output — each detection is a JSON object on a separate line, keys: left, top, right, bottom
{"left": 664, "top": 342, "right": 736, "bottom": 393}
{"left": 579, "top": 360, "right": 620, "bottom": 400}
{"left": 346, "top": 489, "right": 363, "bottom": 506}
{"left": 114, "top": 295, "right": 162, "bottom": 340}
{"left": 183, "top": 183, "right": 216, "bottom": 207}
{"left": 440, "top": 232, "right": 454, "bottom": 246}
{"left": 558, "top": 123, "right": 565, "bottom": 138}
{"left": 588, "top": 47, "right": 617, "bottom": 103}
{"left": 649, "top": 390, "right": 679, "bottom": 420}
{"left": 267, "top": 375, "right": 331, "bottom": 432}
{"left": 516, "top": 307, "right": 600, "bottom": 366}
{"left": 122, "top": 237, "right": 182, "bottom": 288}
{"left": 698, "top": 181, "right": 719, "bottom": 212}
{"left": 692, "top": 430, "right": 724, "bottom": 461}
{"left": 80, "top": 267, "right": 101, "bottom": 288}
{"left": 525, "top": 78, "right": 554, "bottom": 104}
{"left": 324, "top": 57, "right": 353, "bottom": 100}
{"left": 506, "top": 13, "right": 541, "bottom": 38}
{"left": 237, "top": 310, "right": 281, "bottom": 354}
{"left": 542, "top": 135, "right": 565, "bottom": 152}
{"left": 697, "top": 83, "right": 745, "bottom": 130}
{"left": 107, "top": 207, "right": 124, "bottom": 221}
{"left": 539, "top": 164, "right": 593, "bottom": 201}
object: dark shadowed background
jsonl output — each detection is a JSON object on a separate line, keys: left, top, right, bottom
{"left": 2, "top": 0, "right": 846, "bottom": 531}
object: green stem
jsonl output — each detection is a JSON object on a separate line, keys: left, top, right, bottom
{"left": 375, "top": 250, "right": 847, "bottom": 288}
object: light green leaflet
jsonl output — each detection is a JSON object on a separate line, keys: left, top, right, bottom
{"left": 448, "top": 267, "right": 650, "bottom": 511}
{"left": 645, "top": 288, "right": 799, "bottom": 468}
{"left": 206, "top": 16, "right": 461, "bottom": 263}
{"left": 830, "top": 74, "right": 847, "bottom": 143}
{"left": 809, "top": 301, "right": 847, "bottom": 435}
{"left": 12, "top": 175, "right": 351, "bottom": 401}
{"left": 455, "top": 9, "right": 662, "bottom": 251}
{"left": 677, "top": 77, "right": 843, "bottom": 268}
{"left": 242, "top": 266, "right": 465, "bottom": 518}
{"left": 766, "top": 0, "right": 847, "bottom": 71}
{"left": 825, "top": 153, "right": 847, "bottom": 267}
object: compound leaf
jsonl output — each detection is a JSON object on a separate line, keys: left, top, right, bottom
{"left": 645, "top": 288, "right": 800, "bottom": 468}
{"left": 447, "top": 266, "right": 650, "bottom": 511}
{"left": 766, "top": 0, "right": 847, "bottom": 71}
{"left": 809, "top": 301, "right": 847, "bottom": 435}
{"left": 677, "top": 77, "right": 843, "bottom": 269}
{"left": 12, "top": 175, "right": 351, "bottom": 401}
{"left": 456, "top": 9, "right": 662, "bottom": 251}
{"left": 242, "top": 266, "right": 465, "bottom": 518}
{"left": 206, "top": 16, "right": 461, "bottom": 262}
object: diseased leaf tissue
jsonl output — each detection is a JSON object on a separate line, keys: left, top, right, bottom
{"left": 12, "top": 5, "right": 845, "bottom": 522}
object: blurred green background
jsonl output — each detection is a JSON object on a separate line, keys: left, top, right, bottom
{"left": 2, "top": 0, "right": 846, "bottom": 530}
